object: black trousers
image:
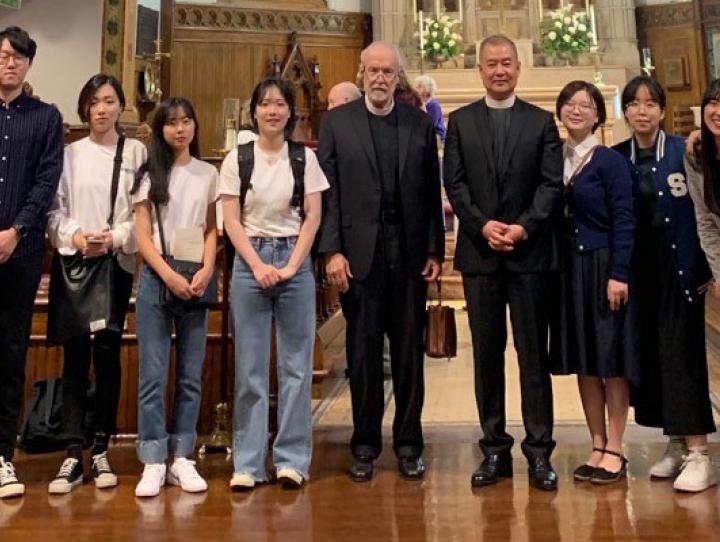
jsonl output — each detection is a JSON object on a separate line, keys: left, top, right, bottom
{"left": 0, "top": 251, "right": 44, "bottom": 460}
{"left": 463, "top": 271, "right": 555, "bottom": 460}
{"left": 341, "top": 225, "right": 428, "bottom": 460}
{"left": 61, "top": 259, "right": 134, "bottom": 448}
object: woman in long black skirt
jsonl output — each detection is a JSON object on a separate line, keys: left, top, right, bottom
{"left": 615, "top": 76, "right": 716, "bottom": 493}
{"left": 552, "top": 81, "right": 639, "bottom": 484}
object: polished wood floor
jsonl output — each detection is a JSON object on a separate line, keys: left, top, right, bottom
{"left": 2, "top": 424, "right": 719, "bottom": 541}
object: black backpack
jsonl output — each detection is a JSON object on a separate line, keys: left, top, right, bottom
{"left": 237, "top": 140, "right": 306, "bottom": 220}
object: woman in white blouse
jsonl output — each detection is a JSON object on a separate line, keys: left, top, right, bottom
{"left": 47, "top": 74, "right": 146, "bottom": 494}
{"left": 221, "top": 77, "right": 329, "bottom": 490}
{"left": 131, "top": 97, "right": 218, "bottom": 498}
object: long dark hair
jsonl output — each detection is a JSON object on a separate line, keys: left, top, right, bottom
{"left": 131, "top": 97, "right": 201, "bottom": 205}
{"left": 249, "top": 77, "right": 297, "bottom": 138}
{"left": 700, "top": 79, "right": 720, "bottom": 215}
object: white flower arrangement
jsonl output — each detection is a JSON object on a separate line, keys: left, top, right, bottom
{"left": 540, "top": 6, "right": 593, "bottom": 57}
{"left": 414, "top": 15, "right": 463, "bottom": 59}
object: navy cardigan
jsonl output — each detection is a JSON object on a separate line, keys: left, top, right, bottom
{"left": 613, "top": 132, "right": 711, "bottom": 303}
{"left": 566, "top": 146, "right": 635, "bottom": 282}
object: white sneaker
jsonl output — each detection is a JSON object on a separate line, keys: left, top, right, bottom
{"left": 673, "top": 451, "right": 718, "bottom": 492}
{"left": 229, "top": 472, "right": 255, "bottom": 491}
{"left": 135, "top": 464, "right": 166, "bottom": 497}
{"left": 276, "top": 467, "right": 304, "bottom": 489}
{"left": 650, "top": 438, "right": 688, "bottom": 478}
{"left": 167, "top": 458, "right": 207, "bottom": 493}
{"left": 0, "top": 457, "right": 24, "bottom": 499}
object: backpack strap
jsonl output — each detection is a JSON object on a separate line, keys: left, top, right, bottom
{"left": 237, "top": 141, "right": 255, "bottom": 212}
{"left": 288, "top": 140, "right": 306, "bottom": 221}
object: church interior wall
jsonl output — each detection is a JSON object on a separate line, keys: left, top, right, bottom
{"left": 0, "top": 0, "right": 103, "bottom": 125}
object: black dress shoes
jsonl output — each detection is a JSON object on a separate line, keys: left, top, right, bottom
{"left": 398, "top": 457, "right": 426, "bottom": 480}
{"left": 528, "top": 456, "right": 558, "bottom": 491}
{"left": 349, "top": 456, "right": 374, "bottom": 482}
{"left": 470, "top": 453, "right": 513, "bottom": 487}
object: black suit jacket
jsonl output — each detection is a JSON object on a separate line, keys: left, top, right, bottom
{"left": 317, "top": 98, "right": 445, "bottom": 281}
{"left": 443, "top": 97, "right": 563, "bottom": 274}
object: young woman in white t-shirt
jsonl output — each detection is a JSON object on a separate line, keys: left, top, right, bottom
{"left": 130, "top": 97, "right": 218, "bottom": 498}
{"left": 220, "top": 77, "right": 329, "bottom": 490}
{"left": 47, "top": 74, "right": 146, "bottom": 494}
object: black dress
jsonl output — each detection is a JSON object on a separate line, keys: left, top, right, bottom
{"left": 631, "top": 146, "right": 716, "bottom": 435}
{"left": 551, "top": 151, "right": 640, "bottom": 383}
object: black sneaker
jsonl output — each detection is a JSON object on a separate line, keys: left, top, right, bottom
{"left": 92, "top": 451, "right": 118, "bottom": 489}
{"left": 0, "top": 456, "right": 24, "bottom": 499}
{"left": 48, "top": 457, "right": 83, "bottom": 494}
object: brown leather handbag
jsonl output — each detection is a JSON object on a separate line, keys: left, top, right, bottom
{"left": 425, "top": 280, "right": 457, "bottom": 359}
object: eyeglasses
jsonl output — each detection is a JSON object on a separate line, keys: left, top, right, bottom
{"left": 562, "top": 101, "right": 596, "bottom": 113}
{"left": 625, "top": 100, "right": 660, "bottom": 111}
{"left": 0, "top": 52, "right": 28, "bottom": 65}
{"left": 365, "top": 67, "right": 397, "bottom": 81}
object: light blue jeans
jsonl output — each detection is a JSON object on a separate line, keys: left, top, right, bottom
{"left": 231, "top": 237, "right": 315, "bottom": 480}
{"left": 135, "top": 264, "right": 208, "bottom": 464}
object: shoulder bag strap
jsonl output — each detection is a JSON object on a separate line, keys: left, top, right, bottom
{"left": 153, "top": 201, "right": 169, "bottom": 258}
{"left": 566, "top": 145, "right": 599, "bottom": 191}
{"left": 107, "top": 135, "right": 126, "bottom": 227}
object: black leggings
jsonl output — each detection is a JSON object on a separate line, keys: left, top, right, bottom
{"left": 61, "top": 260, "right": 133, "bottom": 450}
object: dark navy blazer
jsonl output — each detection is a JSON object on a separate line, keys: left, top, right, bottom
{"left": 613, "top": 132, "right": 711, "bottom": 303}
{"left": 566, "top": 146, "right": 635, "bottom": 282}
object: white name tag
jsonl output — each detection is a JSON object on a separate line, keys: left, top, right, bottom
{"left": 90, "top": 319, "right": 107, "bottom": 333}
{"left": 172, "top": 226, "right": 205, "bottom": 263}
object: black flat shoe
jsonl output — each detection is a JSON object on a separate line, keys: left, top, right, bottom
{"left": 470, "top": 453, "right": 513, "bottom": 488}
{"left": 528, "top": 456, "right": 558, "bottom": 491}
{"left": 349, "top": 456, "right": 374, "bottom": 483}
{"left": 573, "top": 447, "right": 605, "bottom": 481}
{"left": 398, "top": 457, "right": 425, "bottom": 480}
{"left": 590, "top": 450, "right": 628, "bottom": 485}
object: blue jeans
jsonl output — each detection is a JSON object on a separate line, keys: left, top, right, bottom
{"left": 135, "top": 264, "right": 208, "bottom": 464}
{"left": 231, "top": 237, "right": 315, "bottom": 480}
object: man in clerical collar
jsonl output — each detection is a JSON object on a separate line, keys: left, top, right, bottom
{"left": 317, "top": 41, "right": 444, "bottom": 483}
{"left": 443, "top": 35, "right": 564, "bottom": 491}
{"left": 0, "top": 26, "right": 63, "bottom": 499}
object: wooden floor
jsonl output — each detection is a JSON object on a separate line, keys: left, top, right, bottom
{"left": 2, "top": 424, "right": 720, "bottom": 541}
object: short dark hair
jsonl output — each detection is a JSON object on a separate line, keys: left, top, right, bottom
{"left": 478, "top": 35, "right": 518, "bottom": 62}
{"left": 249, "top": 77, "right": 297, "bottom": 137}
{"left": 0, "top": 26, "right": 37, "bottom": 62}
{"left": 77, "top": 73, "right": 126, "bottom": 123}
{"left": 556, "top": 80, "right": 607, "bottom": 132}
{"left": 621, "top": 75, "right": 666, "bottom": 112}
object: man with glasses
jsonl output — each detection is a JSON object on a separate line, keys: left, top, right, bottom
{"left": 443, "top": 35, "right": 563, "bottom": 490}
{"left": 0, "top": 26, "right": 63, "bottom": 499}
{"left": 317, "top": 41, "right": 444, "bottom": 482}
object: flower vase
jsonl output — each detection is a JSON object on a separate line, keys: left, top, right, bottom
{"left": 430, "top": 54, "right": 448, "bottom": 68}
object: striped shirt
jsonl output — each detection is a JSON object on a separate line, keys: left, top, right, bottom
{"left": 0, "top": 91, "right": 63, "bottom": 259}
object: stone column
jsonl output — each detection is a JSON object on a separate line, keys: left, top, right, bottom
{"left": 372, "top": 0, "right": 422, "bottom": 66}
{"left": 594, "top": 0, "right": 640, "bottom": 68}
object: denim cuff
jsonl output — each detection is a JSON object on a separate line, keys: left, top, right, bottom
{"left": 136, "top": 437, "right": 169, "bottom": 464}
{"left": 169, "top": 432, "right": 197, "bottom": 458}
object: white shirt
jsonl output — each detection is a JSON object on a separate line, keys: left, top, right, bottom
{"left": 132, "top": 157, "right": 219, "bottom": 256}
{"left": 47, "top": 137, "right": 147, "bottom": 274}
{"left": 218, "top": 141, "right": 329, "bottom": 237}
{"left": 365, "top": 94, "right": 395, "bottom": 117}
{"left": 486, "top": 94, "right": 516, "bottom": 109}
{"left": 563, "top": 133, "right": 599, "bottom": 186}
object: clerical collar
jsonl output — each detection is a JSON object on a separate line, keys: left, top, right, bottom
{"left": 485, "top": 94, "right": 516, "bottom": 109}
{"left": 365, "top": 94, "right": 395, "bottom": 117}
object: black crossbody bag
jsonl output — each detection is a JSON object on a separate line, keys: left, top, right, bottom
{"left": 46, "top": 136, "right": 126, "bottom": 345}
{"left": 153, "top": 201, "right": 217, "bottom": 311}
